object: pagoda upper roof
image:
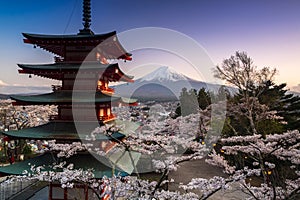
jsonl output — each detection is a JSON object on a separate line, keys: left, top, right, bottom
{"left": 17, "top": 62, "right": 134, "bottom": 82}
{"left": 1, "top": 121, "right": 125, "bottom": 141}
{"left": 19, "top": 62, "right": 115, "bottom": 70}
{"left": 22, "top": 31, "right": 132, "bottom": 60}
{"left": 0, "top": 152, "right": 128, "bottom": 178}
{"left": 10, "top": 90, "right": 137, "bottom": 105}
{"left": 23, "top": 31, "right": 115, "bottom": 40}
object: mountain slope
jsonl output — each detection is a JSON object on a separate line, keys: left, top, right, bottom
{"left": 139, "top": 66, "right": 187, "bottom": 82}
{"left": 115, "top": 66, "right": 220, "bottom": 101}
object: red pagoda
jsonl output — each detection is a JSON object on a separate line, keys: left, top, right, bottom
{"left": 0, "top": 0, "right": 138, "bottom": 199}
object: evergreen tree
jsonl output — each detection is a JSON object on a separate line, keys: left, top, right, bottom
{"left": 197, "top": 88, "right": 211, "bottom": 110}
{"left": 174, "top": 87, "right": 212, "bottom": 118}
{"left": 257, "top": 81, "right": 300, "bottom": 131}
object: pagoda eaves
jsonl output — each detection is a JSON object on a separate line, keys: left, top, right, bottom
{"left": 17, "top": 63, "right": 134, "bottom": 82}
{"left": 10, "top": 91, "right": 136, "bottom": 105}
{"left": 22, "top": 32, "right": 132, "bottom": 61}
{"left": 1, "top": 121, "right": 125, "bottom": 141}
{"left": 0, "top": 152, "right": 128, "bottom": 178}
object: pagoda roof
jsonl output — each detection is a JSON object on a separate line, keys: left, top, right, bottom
{"left": 23, "top": 32, "right": 116, "bottom": 40}
{"left": 1, "top": 121, "right": 125, "bottom": 141}
{"left": 10, "top": 90, "right": 137, "bottom": 105}
{"left": 19, "top": 62, "right": 115, "bottom": 70}
{"left": 17, "top": 62, "right": 134, "bottom": 82}
{"left": 0, "top": 152, "right": 128, "bottom": 178}
{"left": 22, "top": 32, "right": 132, "bottom": 60}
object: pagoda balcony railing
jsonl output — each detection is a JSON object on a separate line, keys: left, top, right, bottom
{"left": 98, "top": 114, "right": 115, "bottom": 122}
{"left": 97, "top": 86, "right": 114, "bottom": 94}
{"left": 49, "top": 114, "right": 115, "bottom": 122}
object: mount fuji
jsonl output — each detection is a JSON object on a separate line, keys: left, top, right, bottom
{"left": 115, "top": 66, "right": 219, "bottom": 102}
{"left": 139, "top": 66, "right": 188, "bottom": 82}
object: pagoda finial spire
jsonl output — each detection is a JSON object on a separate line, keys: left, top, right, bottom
{"left": 83, "top": 0, "right": 91, "bottom": 30}
{"left": 79, "top": 0, "right": 94, "bottom": 35}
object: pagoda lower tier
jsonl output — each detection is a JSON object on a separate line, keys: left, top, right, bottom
{"left": 0, "top": 118, "right": 142, "bottom": 180}
{"left": 0, "top": 152, "right": 129, "bottom": 178}
{"left": 10, "top": 90, "right": 137, "bottom": 122}
{"left": 1, "top": 121, "right": 125, "bottom": 141}
{"left": 1, "top": 119, "right": 140, "bottom": 141}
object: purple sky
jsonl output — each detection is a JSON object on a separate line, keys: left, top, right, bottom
{"left": 0, "top": 0, "right": 300, "bottom": 93}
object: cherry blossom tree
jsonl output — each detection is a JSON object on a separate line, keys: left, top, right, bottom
{"left": 0, "top": 99, "right": 57, "bottom": 131}
{"left": 202, "top": 130, "right": 300, "bottom": 200}
{"left": 7, "top": 104, "right": 215, "bottom": 199}
{"left": 2, "top": 100, "right": 299, "bottom": 199}
{"left": 214, "top": 51, "right": 278, "bottom": 135}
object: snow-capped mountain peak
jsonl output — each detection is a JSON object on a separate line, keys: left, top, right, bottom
{"left": 139, "top": 66, "right": 187, "bottom": 82}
